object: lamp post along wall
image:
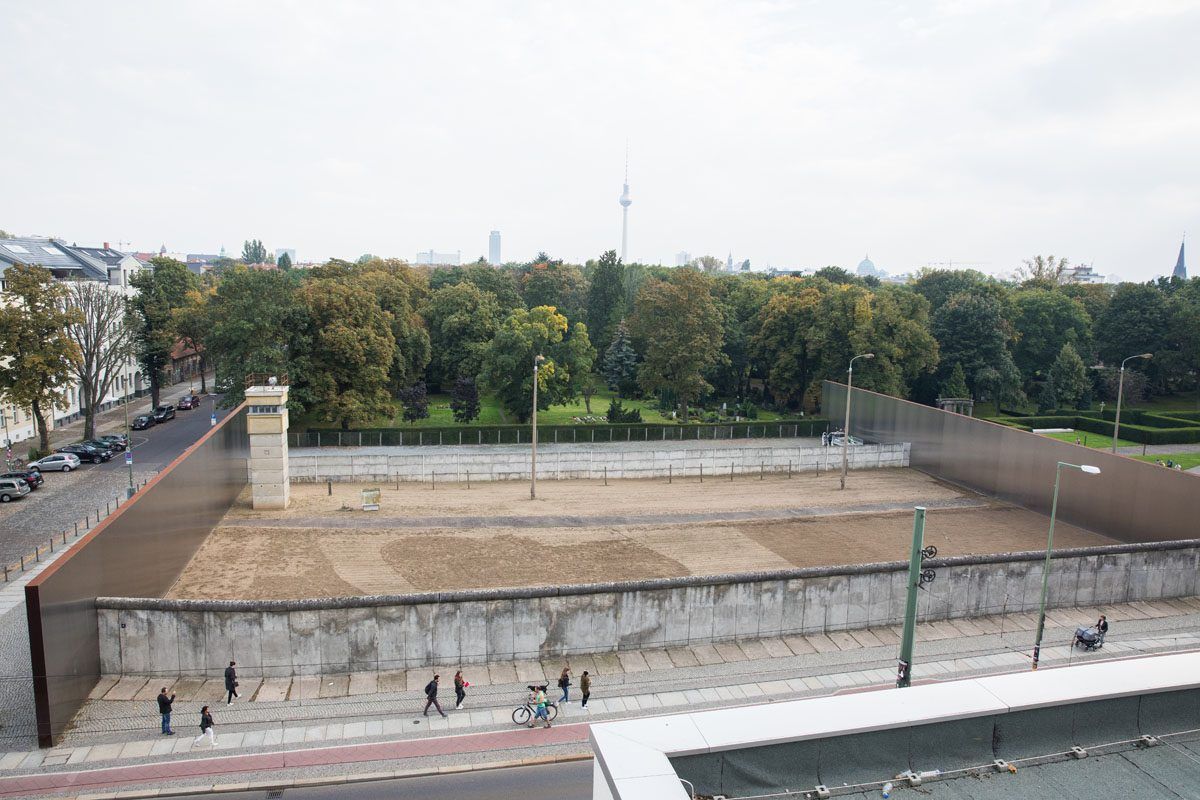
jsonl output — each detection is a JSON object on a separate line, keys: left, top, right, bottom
{"left": 840, "top": 353, "right": 873, "bottom": 490}
{"left": 531, "top": 355, "right": 544, "bottom": 500}
{"left": 1112, "top": 353, "right": 1152, "bottom": 453}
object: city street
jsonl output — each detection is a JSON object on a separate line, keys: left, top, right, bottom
{"left": 0, "top": 391, "right": 233, "bottom": 567}
{"left": 168, "top": 762, "right": 592, "bottom": 800}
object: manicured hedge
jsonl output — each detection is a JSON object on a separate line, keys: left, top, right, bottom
{"left": 993, "top": 413, "right": 1200, "bottom": 445}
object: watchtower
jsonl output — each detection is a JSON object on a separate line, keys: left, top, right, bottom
{"left": 245, "top": 375, "right": 290, "bottom": 509}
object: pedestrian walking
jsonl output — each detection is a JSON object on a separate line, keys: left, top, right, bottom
{"left": 224, "top": 661, "right": 239, "bottom": 704}
{"left": 528, "top": 685, "right": 552, "bottom": 728}
{"left": 557, "top": 667, "right": 572, "bottom": 704}
{"left": 423, "top": 674, "right": 447, "bottom": 717}
{"left": 192, "top": 705, "right": 216, "bottom": 747}
{"left": 157, "top": 687, "right": 176, "bottom": 735}
{"left": 580, "top": 671, "right": 591, "bottom": 711}
{"left": 454, "top": 670, "right": 470, "bottom": 710}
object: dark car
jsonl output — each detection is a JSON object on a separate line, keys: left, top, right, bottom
{"left": 99, "top": 433, "right": 129, "bottom": 449}
{"left": 132, "top": 415, "right": 155, "bottom": 430}
{"left": 82, "top": 439, "right": 118, "bottom": 457}
{"left": 152, "top": 405, "right": 176, "bottom": 422}
{"left": 177, "top": 395, "right": 199, "bottom": 410}
{"left": 0, "top": 470, "right": 43, "bottom": 489}
{"left": 56, "top": 443, "right": 111, "bottom": 464}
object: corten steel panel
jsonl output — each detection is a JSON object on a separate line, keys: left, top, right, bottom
{"left": 25, "top": 406, "right": 247, "bottom": 747}
{"left": 824, "top": 382, "right": 1200, "bottom": 544}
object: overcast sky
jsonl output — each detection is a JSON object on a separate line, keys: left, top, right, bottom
{"left": 2, "top": 1, "right": 1198, "bottom": 280}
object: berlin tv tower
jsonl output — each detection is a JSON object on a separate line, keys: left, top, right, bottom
{"left": 619, "top": 145, "right": 632, "bottom": 262}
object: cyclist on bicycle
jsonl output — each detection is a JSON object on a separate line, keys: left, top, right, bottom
{"left": 527, "top": 685, "right": 552, "bottom": 729}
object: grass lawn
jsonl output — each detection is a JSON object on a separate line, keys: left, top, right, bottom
{"left": 1039, "top": 431, "right": 1139, "bottom": 449}
{"left": 294, "top": 388, "right": 791, "bottom": 429}
{"left": 1127, "top": 390, "right": 1200, "bottom": 413}
{"left": 1133, "top": 453, "right": 1200, "bottom": 470}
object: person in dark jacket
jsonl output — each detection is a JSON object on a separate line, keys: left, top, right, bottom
{"left": 454, "top": 670, "right": 469, "bottom": 710}
{"left": 580, "top": 671, "right": 592, "bottom": 711}
{"left": 225, "top": 661, "right": 239, "bottom": 704}
{"left": 193, "top": 705, "right": 216, "bottom": 747}
{"left": 157, "top": 687, "right": 176, "bottom": 735}
{"left": 423, "top": 674, "right": 446, "bottom": 717}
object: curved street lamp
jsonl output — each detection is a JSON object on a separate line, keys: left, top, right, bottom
{"left": 1112, "top": 353, "right": 1152, "bottom": 453}
{"left": 839, "top": 353, "right": 874, "bottom": 490}
{"left": 1031, "top": 461, "right": 1101, "bottom": 670}
{"left": 530, "top": 354, "right": 546, "bottom": 500}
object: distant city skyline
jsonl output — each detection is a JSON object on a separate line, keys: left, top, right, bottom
{"left": 3, "top": 3, "right": 1198, "bottom": 281}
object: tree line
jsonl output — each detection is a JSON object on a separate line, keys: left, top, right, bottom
{"left": 4, "top": 248, "right": 1199, "bottom": 447}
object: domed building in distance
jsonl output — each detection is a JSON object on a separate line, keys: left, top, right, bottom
{"left": 856, "top": 254, "right": 882, "bottom": 278}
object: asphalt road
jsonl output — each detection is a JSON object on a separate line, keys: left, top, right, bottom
{"left": 169, "top": 761, "right": 593, "bottom": 800}
{"left": 0, "top": 395, "right": 234, "bottom": 565}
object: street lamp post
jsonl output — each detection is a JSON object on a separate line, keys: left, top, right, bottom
{"left": 1112, "top": 353, "right": 1152, "bottom": 453}
{"left": 839, "top": 353, "right": 874, "bottom": 490}
{"left": 530, "top": 354, "right": 545, "bottom": 500}
{"left": 1031, "top": 461, "right": 1101, "bottom": 670}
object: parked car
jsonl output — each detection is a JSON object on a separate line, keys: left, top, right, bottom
{"left": 99, "top": 433, "right": 129, "bottom": 449}
{"left": 28, "top": 453, "right": 81, "bottom": 472}
{"left": 82, "top": 439, "right": 118, "bottom": 457}
{"left": 152, "top": 405, "right": 176, "bottom": 422}
{"left": 0, "top": 478, "right": 31, "bottom": 502}
{"left": 0, "top": 470, "right": 43, "bottom": 489}
{"left": 56, "top": 443, "right": 112, "bottom": 464}
{"left": 176, "top": 395, "right": 199, "bottom": 410}
{"left": 131, "top": 415, "right": 155, "bottom": 430}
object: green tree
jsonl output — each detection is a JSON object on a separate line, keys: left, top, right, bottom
{"left": 277, "top": 252, "right": 293, "bottom": 270}
{"left": 912, "top": 268, "right": 1006, "bottom": 315}
{"left": 586, "top": 250, "right": 625, "bottom": 359}
{"left": 1096, "top": 284, "right": 1168, "bottom": 388}
{"left": 241, "top": 239, "right": 268, "bottom": 264}
{"left": 1009, "top": 288, "right": 1092, "bottom": 380}
{"left": 301, "top": 278, "right": 396, "bottom": 429}
{"left": 0, "top": 230, "right": 12, "bottom": 239}
{"left": 206, "top": 267, "right": 311, "bottom": 409}
{"left": 1166, "top": 279, "right": 1200, "bottom": 393}
{"left": 1050, "top": 341, "right": 1088, "bottom": 408}
{"left": 940, "top": 362, "right": 970, "bottom": 398}
{"left": 603, "top": 320, "right": 639, "bottom": 396}
{"left": 752, "top": 282, "right": 822, "bottom": 409}
{"left": 0, "top": 264, "right": 83, "bottom": 453}
{"left": 430, "top": 263, "right": 523, "bottom": 311}
{"left": 688, "top": 255, "right": 724, "bottom": 272}
{"left": 630, "top": 270, "right": 724, "bottom": 420}
{"left": 480, "top": 306, "right": 592, "bottom": 422}
{"left": 1017, "top": 254, "right": 1069, "bottom": 286}
{"left": 130, "top": 257, "right": 196, "bottom": 408}
{"left": 711, "top": 275, "right": 771, "bottom": 400}
{"left": 423, "top": 282, "right": 500, "bottom": 386}
{"left": 449, "top": 376, "right": 481, "bottom": 423}
{"left": 932, "top": 293, "right": 1023, "bottom": 405}
{"left": 1037, "top": 376, "right": 1058, "bottom": 413}
{"left": 520, "top": 260, "right": 588, "bottom": 322}
{"left": 172, "top": 285, "right": 214, "bottom": 394}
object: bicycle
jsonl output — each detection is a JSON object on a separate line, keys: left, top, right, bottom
{"left": 512, "top": 690, "right": 559, "bottom": 726}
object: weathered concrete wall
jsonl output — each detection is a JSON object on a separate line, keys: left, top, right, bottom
{"left": 289, "top": 440, "right": 909, "bottom": 483}
{"left": 97, "top": 540, "right": 1200, "bottom": 676}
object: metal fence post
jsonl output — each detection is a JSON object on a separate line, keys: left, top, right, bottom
{"left": 604, "top": 466, "right": 608, "bottom": 486}
{"left": 668, "top": 464, "right": 672, "bottom": 484}
{"left": 699, "top": 463, "right": 703, "bottom": 483}
{"left": 730, "top": 463, "right": 734, "bottom": 482}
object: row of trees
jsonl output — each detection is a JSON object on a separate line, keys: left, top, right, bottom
{"left": 5, "top": 247, "right": 1199, "bottom": 448}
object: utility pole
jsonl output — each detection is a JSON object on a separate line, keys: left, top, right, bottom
{"left": 896, "top": 507, "right": 926, "bottom": 688}
{"left": 840, "top": 353, "right": 873, "bottom": 490}
{"left": 122, "top": 269, "right": 134, "bottom": 497}
{"left": 530, "top": 354, "right": 545, "bottom": 500}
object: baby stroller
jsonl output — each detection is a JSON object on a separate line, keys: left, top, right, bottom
{"left": 1073, "top": 626, "right": 1104, "bottom": 651}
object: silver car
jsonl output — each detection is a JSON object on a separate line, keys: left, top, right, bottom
{"left": 0, "top": 478, "right": 31, "bottom": 502}
{"left": 28, "top": 453, "right": 82, "bottom": 472}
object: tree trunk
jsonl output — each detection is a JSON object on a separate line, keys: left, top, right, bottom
{"left": 150, "top": 371, "right": 161, "bottom": 410}
{"left": 583, "top": 390, "right": 593, "bottom": 414}
{"left": 31, "top": 400, "right": 49, "bottom": 455}
{"left": 199, "top": 354, "right": 208, "bottom": 393}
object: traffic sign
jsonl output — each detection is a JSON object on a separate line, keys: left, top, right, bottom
{"left": 125, "top": 451, "right": 133, "bottom": 466}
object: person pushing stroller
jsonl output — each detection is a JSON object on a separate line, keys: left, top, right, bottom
{"left": 1073, "top": 615, "right": 1108, "bottom": 650}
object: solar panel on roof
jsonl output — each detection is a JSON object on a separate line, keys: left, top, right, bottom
{"left": 41, "top": 246, "right": 58, "bottom": 255}
{"left": 4, "top": 244, "right": 29, "bottom": 254}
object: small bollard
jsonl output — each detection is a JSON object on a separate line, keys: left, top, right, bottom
{"left": 35, "top": 547, "right": 40, "bottom": 563}
{"left": 20, "top": 556, "right": 25, "bottom": 571}
{"left": 604, "top": 466, "right": 608, "bottom": 486}
{"left": 3, "top": 566, "right": 8, "bottom": 582}
{"left": 788, "top": 460, "right": 792, "bottom": 479}
{"left": 61, "top": 531, "right": 67, "bottom": 544}
{"left": 668, "top": 464, "right": 672, "bottom": 484}
{"left": 431, "top": 471, "right": 436, "bottom": 491}
{"left": 466, "top": 471, "right": 470, "bottom": 489}
{"left": 74, "top": 522, "right": 79, "bottom": 536}
{"left": 699, "top": 463, "right": 704, "bottom": 483}
{"left": 107, "top": 501, "right": 111, "bottom": 515}
{"left": 49, "top": 538, "right": 54, "bottom": 553}
{"left": 730, "top": 463, "right": 734, "bottom": 482}
{"left": 327, "top": 480, "right": 332, "bottom": 496}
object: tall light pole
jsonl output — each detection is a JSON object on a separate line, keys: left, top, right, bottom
{"left": 530, "top": 354, "right": 545, "bottom": 500}
{"left": 839, "top": 353, "right": 874, "bottom": 490}
{"left": 1031, "top": 461, "right": 1100, "bottom": 670}
{"left": 122, "top": 269, "right": 134, "bottom": 496}
{"left": 1112, "top": 353, "right": 1152, "bottom": 453}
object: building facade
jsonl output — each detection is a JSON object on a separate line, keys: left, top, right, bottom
{"left": 0, "top": 238, "right": 147, "bottom": 450}
{"left": 488, "top": 231, "right": 501, "bottom": 265}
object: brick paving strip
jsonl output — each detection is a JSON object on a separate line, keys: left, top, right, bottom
{"left": 1, "top": 597, "right": 1197, "bottom": 798}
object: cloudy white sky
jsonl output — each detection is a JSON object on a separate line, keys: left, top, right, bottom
{"left": 2, "top": 1, "right": 1198, "bottom": 280}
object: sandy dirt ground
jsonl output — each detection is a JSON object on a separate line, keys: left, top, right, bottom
{"left": 166, "top": 470, "right": 1114, "bottom": 600}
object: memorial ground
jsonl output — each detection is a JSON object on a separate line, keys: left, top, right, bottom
{"left": 167, "top": 469, "right": 1114, "bottom": 600}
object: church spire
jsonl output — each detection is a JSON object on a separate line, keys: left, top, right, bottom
{"left": 1174, "top": 237, "right": 1187, "bottom": 280}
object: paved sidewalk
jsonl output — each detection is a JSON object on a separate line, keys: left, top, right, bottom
{"left": 3, "top": 596, "right": 1197, "bottom": 798}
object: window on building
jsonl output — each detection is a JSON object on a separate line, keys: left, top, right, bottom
{"left": 248, "top": 404, "right": 284, "bottom": 415}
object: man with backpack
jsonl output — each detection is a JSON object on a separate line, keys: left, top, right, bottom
{"left": 423, "top": 674, "right": 447, "bottom": 717}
